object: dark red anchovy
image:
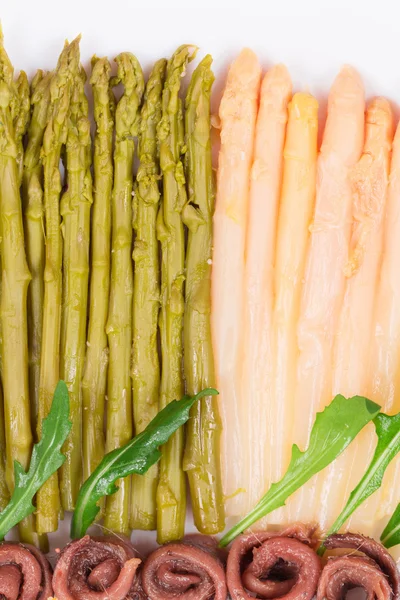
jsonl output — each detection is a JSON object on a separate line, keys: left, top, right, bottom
{"left": 317, "top": 533, "right": 399, "bottom": 600}
{"left": 226, "top": 524, "right": 322, "bottom": 600}
{"left": 141, "top": 534, "right": 227, "bottom": 600}
{"left": 52, "top": 535, "right": 146, "bottom": 600}
{"left": 0, "top": 542, "right": 53, "bottom": 600}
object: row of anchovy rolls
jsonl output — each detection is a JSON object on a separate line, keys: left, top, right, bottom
{"left": 0, "top": 526, "right": 398, "bottom": 600}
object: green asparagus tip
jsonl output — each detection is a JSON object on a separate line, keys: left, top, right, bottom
{"left": 0, "top": 28, "right": 14, "bottom": 86}
{"left": 113, "top": 52, "right": 145, "bottom": 100}
{"left": 31, "top": 71, "right": 53, "bottom": 105}
{"left": 90, "top": 56, "right": 111, "bottom": 86}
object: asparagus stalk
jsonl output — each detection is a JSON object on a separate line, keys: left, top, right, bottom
{"left": 156, "top": 45, "right": 196, "bottom": 543}
{"left": 104, "top": 53, "right": 144, "bottom": 534}
{"left": 182, "top": 56, "right": 225, "bottom": 534}
{"left": 14, "top": 71, "right": 30, "bottom": 184}
{"left": 22, "top": 70, "right": 52, "bottom": 437}
{"left": 59, "top": 65, "right": 93, "bottom": 510}
{"left": 0, "top": 28, "right": 45, "bottom": 548}
{"left": 0, "top": 387, "right": 8, "bottom": 511}
{"left": 36, "top": 38, "right": 80, "bottom": 534}
{"left": 131, "top": 59, "right": 166, "bottom": 530}
{"left": 0, "top": 267, "right": 7, "bottom": 512}
{"left": 81, "top": 57, "right": 114, "bottom": 486}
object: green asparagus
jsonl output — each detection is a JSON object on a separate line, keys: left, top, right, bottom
{"left": 131, "top": 58, "right": 166, "bottom": 530}
{"left": 105, "top": 53, "right": 144, "bottom": 534}
{"left": 59, "top": 65, "right": 93, "bottom": 510}
{"left": 0, "top": 387, "right": 8, "bottom": 512}
{"left": 14, "top": 71, "right": 30, "bottom": 184}
{"left": 0, "top": 28, "right": 45, "bottom": 548}
{"left": 82, "top": 57, "right": 114, "bottom": 487}
{"left": 182, "top": 55, "right": 225, "bottom": 534}
{"left": 0, "top": 266, "right": 7, "bottom": 512}
{"left": 156, "top": 45, "right": 197, "bottom": 543}
{"left": 37, "top": 38, "right": 80, "bottom": 534}
{"left": 22, "top": 70, "right": 52, "bottom": 437}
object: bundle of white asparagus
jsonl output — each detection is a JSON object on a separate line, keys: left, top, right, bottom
{"left": 213, "top": 49, "right": 400, "bottom": 540}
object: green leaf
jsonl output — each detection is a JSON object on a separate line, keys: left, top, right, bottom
{"left": 318, "top": 412, "right": 400, "bottom": 554}
{"left": 0, "top": 381, "right": 71, "bottom": 539}
{"left": 219, "top": 394, "right": 380, "bottom": 547}
{"left": 71, "top": 388, "right": 218, "bottom": 538}
{"left": 381, "top": 502, "right": 400, "bottom": 548}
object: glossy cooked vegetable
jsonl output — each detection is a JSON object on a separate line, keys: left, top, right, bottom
{"left": 182, "top": 55, "right": 225, "bottom": 534}
{"left": 156, "top": 45, "right": 196, "bottom": 543}
{"left": 240, "top": 64, "right": 291, "bottom": 515}
{"left": 268, "top": 92, "right": 318, "bottom": 524}
{"left": 82, "top": 57, "right": 114, "bottom": 484}
{"left": 320, "top": 412, "right": 400, "bottom": 552}
{"left": 36, "top": 38, "right": 80, "bottom": 534}
{"left": 220, "top": 394, "right": 380, "bottom": 547}
{"left": 288, "top": 67, "right": 365, "bottom": 524}
{"left": 104, "top": 52, "right": 144, "bottom": 535}
{"left": 72, "top": 389, "right": 217, "bottom": 538}
{"left": 22, "top": 70, "right": 52, "bottom": 436}
{"left": 59, "top": 64, "right": 92, "bottom": 511}
{"left": 361, "top": 118, "right": 400, "bottom": 536}
{"left": 14, "top": 71, "right": 30, "bottom": 184}
{"left": 211, "top": 49, "right": 261, "bottom": 518}
{"left": 0, "top": 388, "right": 8, "bottom": 512}
{"left": 0, "top": 29, "right": 41, "bottom": 546}
{"left": 0, "top": 381, "right": 71, "bottom": 540}
{"left": 317, "top": 97, "right": 393, "bottom": 531}
{"left": 131, "top": 58, "right": 166, "bottom": 530}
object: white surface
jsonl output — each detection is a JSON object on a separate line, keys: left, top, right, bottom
{"left": 3, "top": 0, "right": 400, "bottom": 554}
{"left": 3, "top": 0, "right": 400, "bottom": 105}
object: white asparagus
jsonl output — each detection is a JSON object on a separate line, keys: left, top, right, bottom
{"left": 241, "top": 64, "right": 292, "bottom": 514}
{"left": 268, "top": 92, "right": 318, "bottom": 523}
{"left": 211, "top": 48, "right": 261, "bottom": 517}
{"left": 286, "top": 67, "right": 365, "bottom": 524}
{"left": 316, "top": 97, "right": 393, "bottom": 531}
{"left": 348, "top": 116, "right": 400, "bottom": 537}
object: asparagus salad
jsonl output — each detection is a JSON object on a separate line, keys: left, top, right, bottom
{"left": 3, "top": 23, "right": 400, "bottom": 600}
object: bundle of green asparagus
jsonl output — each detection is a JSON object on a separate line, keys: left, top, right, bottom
{"left": 0, "top": 29, "right": 224, "bottom": 544}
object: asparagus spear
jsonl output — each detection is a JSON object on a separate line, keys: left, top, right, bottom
{"left": 14, "top": 71, "right": 30, "bottom": 184}
{"left": 0, "top": 265, "right": 7, "bottom": 512}
{"left": 0, "top": 387, "right": 8, "bottom": 511}
{"left": 82, "top": 57, "right": 114, "bottom": 485}
{"left": 36, "top": 38, "right": 80, "bottom": 534}
{"left": 22, "top": 70, "right": 52, "bottom": 437}
{"left": 156, "top": 45, "right": 196, "bottom": 543}
{"left": 182, "top": 56, "right": 225, "bottom": 534}
{"left": 131, "top": 58, "right": 166, "bottom": 530}
{"left": 104, "top": 53, "right": 144, "bottom": 534}
{"left": 59, "top": 65, "right": 93, "bottom": 510}
{"left": 0, "top": 28, "right": 44, "bottom": 548}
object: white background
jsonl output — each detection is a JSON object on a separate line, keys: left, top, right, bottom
{"left": 3, "top": 0, "right": 400, "bottom": 554}
{"left": 3, "top": 0, "right": 400, "bottom": 110}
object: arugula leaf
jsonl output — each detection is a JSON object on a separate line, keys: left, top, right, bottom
{"left": 318, "top": 412, "right": 400, "bottom": 554}
{"left": 0, "top": 381, "right": 71, "bottom": 539}
{"left": 219, "top": 395, "right": 380, "bottom": 547}
{"left": 381, "top": 502, "right": 400, "bottom": 548}
{"left": 71, "top": 388, "right": 218, "bottom": 538}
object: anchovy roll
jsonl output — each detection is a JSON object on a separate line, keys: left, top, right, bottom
{"left": 142, "top": 535, "right": 227, "bottom": 599}
{"left": 52, "top": 536, "right": 144, "bottom": 600}
{"left": 0, "top": 542, "right": 53, "bottom": 600}
{"left": 227, "top": 524, "right": 321, "bottom": 600}
{"left": 317, "top": 533, "right": 399, "bottom": 600}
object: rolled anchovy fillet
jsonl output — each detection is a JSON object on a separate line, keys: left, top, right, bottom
{"left": 0, "top": 542, "right": 53, "bottom": 600}
{"left": 142, "top": 535, "right": 227, "bottom": 600}
{"left": 227, "top": 524, "right": 321, "bottom": 600}
{"left": 52, "top": 536, "right": 145, "bottom": 600}
{"left": 317, "top": 533, "right": 399, "bottom": 600}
